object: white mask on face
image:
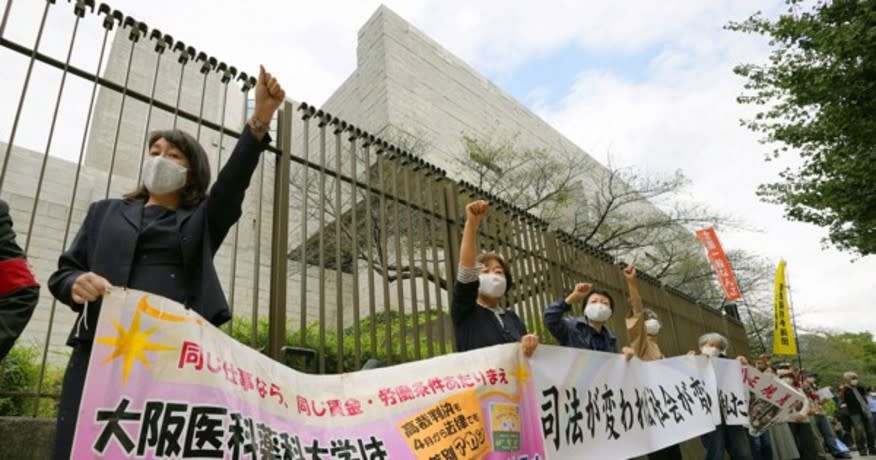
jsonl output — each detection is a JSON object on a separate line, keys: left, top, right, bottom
{"left": 645, "top": 319, "right": 661, "bottom": 335}
{"left": 700, "top": 345, "right": 719, "bottom": 357}
{"left": 850, "top": 379, "right": 859, "bottom": 386}
{"left": 782, "top": 377, "right": 795, "bottom": 385}
{"left": 478, "top": 273, "right": 507, "bottom": 299}
{"left": 143, "top": 155, "right": 187, "bottom": 195}
{"left": 584, "top": 302, "right": 612, "bottom": 322}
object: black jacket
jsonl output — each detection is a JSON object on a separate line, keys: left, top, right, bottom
{"left": 48, "top": 127, "right": 271, "bottom": 345}
{"left": 544, "top": 299, "right": 619, "bottom": 353}
{"left": 0, "top": 198, "right": 40, "bottom": 360}
{"left": 451, "top": 278, "right": 527, "bottom": 352}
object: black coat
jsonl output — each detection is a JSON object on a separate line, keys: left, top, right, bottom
{"left": 48, "top": 127, "right": 271, "bottom": 345}
{"left": 0, "top": 198, "right": 40, "bottom": 360}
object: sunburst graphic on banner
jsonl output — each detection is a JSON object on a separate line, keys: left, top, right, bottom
{"left": 510, "top": 362, "right": 531, "bottom": 384}
{"left": 95, "top": 308, "right": 176, "bottom": 385}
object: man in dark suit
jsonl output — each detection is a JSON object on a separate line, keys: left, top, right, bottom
{"left": 0, "top": 198, "right": 39, "bottom": 361}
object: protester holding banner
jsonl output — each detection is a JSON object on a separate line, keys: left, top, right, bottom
{"left": 543, "top": 276, "right": 619, "bottom": 353}
{"left": 695, "top": 332, "right": 755, "bottom": 460}
{"left": 840, "top": 371, "right": 875, "bottom": 455}
{"left": 622, "top": 264, "right": 683, "bottom": 459}
{"left": 0, "top": 198, "right": 40, "bottom": 361}
{"left": 451, "top": 199, "right": 538, "bottom": 356}
{"left": 802, "top": 372, "right": 852, "bottom": 458}
{"left": 778, "top": 368, "right": 831, "bottom": 460}
{"left": 46, "top": 66, "right": 286, "bottom": 459}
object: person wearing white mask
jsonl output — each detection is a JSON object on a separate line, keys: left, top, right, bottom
{"left": 622, "top": 264, "right": 665, "bottom": 362}
{"left": 543, "top": 275, "right": 619, "bottom": 354}
{"left": 840, "top": 371, "right": 875, "bottom": 455}
{"left": 694, "top": 333, "right": 755, "bottom": 460}
{"left": 620, "top": 264, "right": 682, "bottom": 460}
{"left": 47, "top": 66, "right": 285, "bottom": 459}
{"left": 451, "top": 200, "right": 538, "bottom": 356}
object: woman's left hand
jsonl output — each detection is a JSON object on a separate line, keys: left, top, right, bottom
{"left": 253, "top": 65, "right": 285, "bottom": 124}
{"left": 521, "top": 334, "right": 539, "bottom": 358}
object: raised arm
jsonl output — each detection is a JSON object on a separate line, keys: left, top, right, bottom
{"left": 451, "top": 200, "right": 489, "bottom": 324}
{"left": 459, "top": 200, "right": 487, "bottom": 269}
{"left": 206, "top": 66, "right": 285, "bottom": 252}
{"left": 544, "top": 283, "right": 591, "bottom": 345}
{"left": 623, "top": 264, "right": 643, "bottom": 314}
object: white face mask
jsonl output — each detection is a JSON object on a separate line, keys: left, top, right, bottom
{"left": 143, "top": 155, "right": 188, "bottom": 195}
{"left": 584, "top": 302, "right": 612, "bottom": 322}
{"left": 781, "top": 377, "right": 795, "bottom": 385}
{"left": 478, "top": 273, "right": 507, "bottom": 299}
{"left": 700, "top": 345, "right": 719, "bottom": 357}
{"left": 850, "top": 379, "right": 859, "bottom": 386}
{"left": 645, "top": 319, "right": 661, "bottom": 336}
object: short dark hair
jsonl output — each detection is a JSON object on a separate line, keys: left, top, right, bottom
{"left": 583, "top": 288, "right": 614, "bottom": 310}
{"left": 124, "top": 129, "right": 212, "bottom": 208}
{"left": 477, "top": 252, "right": 512, "bottom": 291}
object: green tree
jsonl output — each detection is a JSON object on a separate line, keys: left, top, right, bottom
{"left": 728, "top": 0, "right": 876, "bottom": 256}
{"left": 798, "top": 332, "right": 876, "bottom": 389}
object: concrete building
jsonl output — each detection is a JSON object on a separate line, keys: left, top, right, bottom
{"left": 3, "top": 4, "right": 699, "bottom": 361}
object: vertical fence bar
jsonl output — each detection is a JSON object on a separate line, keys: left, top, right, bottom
{"left": 505, "top": 211, "right": 528, "bottom": 329}
{"left": 427, "top": 177, "right": 448, "bottom": 354}
{"left": 20, "top": 5, "right": 81, "bottom": 411}
{"left": 403, "top": 162, "right": 421, "bottom": 360}
{"left": 316, "top": 113, "right": 328, "bottom": 372}
{"left": 441, "top": 181, "right": 462, "bottom": 349}
{"left": 298, "top": 108, "right": 311, "bottom": 346}
{"left": 0, "top": 1, "right": 52, "bottom": 190}
{"left": 348, "top": 129, "right": 361, "bottom": 369}
{"left": 0, "top": 0, "right": 14, "bottom": 37}
{"left": 104, "top": 20, "right": 143, "bottom": 198}
{"left": 24, "top": 9, "right": 82, "bottom": 252}
{"left": 416, "top": 167, "right": 434, "bottom": 358}
{"left": 33, "top": 1, "right": 105, "bottom": 414}
{"left": 268, "top": 101, "right": 293, "bottom": 360}
{"left": 194, "top": 53, "right": 212, "bottom": 140}
{"left": 375, "top": 145, "right": 393, "bottom": 364}
{"left": 228, "top": 80, "right": 248, "bottom": 335}
{"left": 213, "top": 68, "right": 235, "bottom": 334}
{"left": 135, "top": 31, "right": 168, "bottom": 184}
{"left": 171, "top": 43, "right": 191, "bottom": 128}
{"left": 362, "top": 140, "right": 378, "bottom": 360}
{"left": 332, "top": 119, "right": 345, "bottom": 372}
{"left": 389, "top": 150, "right": 407, "bottom": 362}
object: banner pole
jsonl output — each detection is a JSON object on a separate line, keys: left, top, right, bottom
{"left": 785, "top": 265, "right": 803, "bottom": 369}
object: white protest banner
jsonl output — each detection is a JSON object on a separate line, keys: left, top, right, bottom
{"left": 531, "top": 345, "right": 720, "bottom": 460}
{"left": 740, "top": 366, "right": 808, "bottom": 436}
{"left": 714, "top": 358, "right": 750, "bottom": 426}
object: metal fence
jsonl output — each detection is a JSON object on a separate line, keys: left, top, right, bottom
{"left": 0, "top": 0, "right": 748, "bottom": 414}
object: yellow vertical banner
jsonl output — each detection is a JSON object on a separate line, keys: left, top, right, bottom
{"left": 772, "top": 260, "right": 798, "bottom": 355}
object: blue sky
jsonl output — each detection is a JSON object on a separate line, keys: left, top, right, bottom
{"left": 492, "top": 44, "right": 658, "bottom": 108}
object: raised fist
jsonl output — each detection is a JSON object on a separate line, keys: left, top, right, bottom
{"left": 566, "top": 282, "right": 592, "bottom": 304}
{"left": 465, "top": 200, "right": 489, "bottom": 224}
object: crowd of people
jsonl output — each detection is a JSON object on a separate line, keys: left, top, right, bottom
{"left": 749, "top": 356, "right": 876, "bottom": 460}
{"left": 0, "top": 67, "right": 873, "bottom": 460}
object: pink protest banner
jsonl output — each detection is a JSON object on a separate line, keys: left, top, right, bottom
{"left": 71, "top": 289, "right": 546, "bottom": 459}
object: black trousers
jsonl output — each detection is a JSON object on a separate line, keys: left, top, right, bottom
{"left": 52, "top": 343, "right": 91, "bottom": 460}
{"left": 648, "top": 443, "right": 683, "bottom": 460}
